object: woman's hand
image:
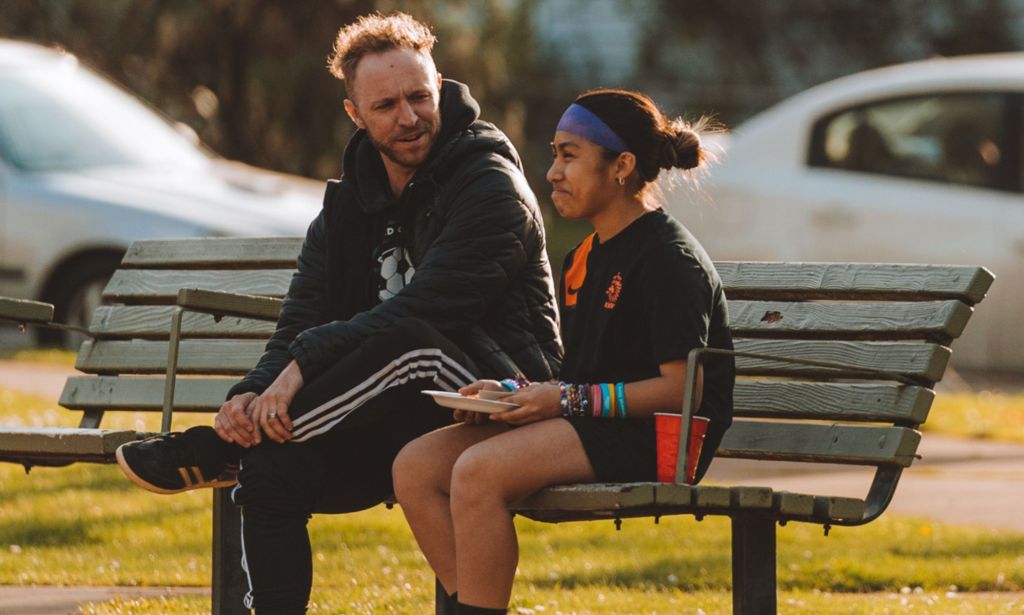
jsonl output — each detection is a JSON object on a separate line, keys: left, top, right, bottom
{"left": 453, "top": 380, "right": 503, "bottom": 425}
{"left": 490, "top": 382, "right": 561, "bottom": 426}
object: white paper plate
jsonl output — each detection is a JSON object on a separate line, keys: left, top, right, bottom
{"left": 421, "top": 390, "right": 519, "bottom": 414}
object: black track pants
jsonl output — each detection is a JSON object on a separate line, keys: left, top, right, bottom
{"left": 230, "top": 318, "right": 482, "bottom": 613}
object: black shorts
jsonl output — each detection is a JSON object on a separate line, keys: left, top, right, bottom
{"left": 562, "top": 416, "right": 657, "bottom": 483}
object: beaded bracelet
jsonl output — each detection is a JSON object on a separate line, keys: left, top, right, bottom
{"left": 499, "top": 373, "right": 532, "bottom": 392}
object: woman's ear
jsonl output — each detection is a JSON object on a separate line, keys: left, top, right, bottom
{"left": 615, "top": 152, "right": 638, "bottom": 182}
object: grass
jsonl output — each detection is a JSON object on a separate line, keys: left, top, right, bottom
{"left": 2, "top": 388, "right": 1024, "bottom": 613}
{"left": 0, "top": 347, "right": 78, "bottom": 367}
{"left": 926, "top": 392, "right": 1024, "bottom": 443}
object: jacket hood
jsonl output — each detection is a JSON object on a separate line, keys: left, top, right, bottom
{"left": 341, "top": 79, "right": 519, "bottom": 213}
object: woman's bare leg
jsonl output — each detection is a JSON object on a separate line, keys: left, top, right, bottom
{"left": 392, "top": 421, "right": 508, "bottom": 594}
{"left": 450, "top": 418, "right": 596, "bottom": 608}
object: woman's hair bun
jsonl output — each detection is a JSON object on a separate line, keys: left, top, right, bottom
{"left": 661, "top": 118, "right": 703, "bottom": 171}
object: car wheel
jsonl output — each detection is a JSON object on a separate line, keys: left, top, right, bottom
{"left": 36, "top": 255, "right": 122, "bottom": 349}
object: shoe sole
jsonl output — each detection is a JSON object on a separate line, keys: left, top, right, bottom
{"left": 115, "top": 443, "right": 236, "bottom": 495}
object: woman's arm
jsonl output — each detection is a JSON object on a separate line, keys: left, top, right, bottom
{"left": 488, "top": 359, "right": 702, "bottom": 426}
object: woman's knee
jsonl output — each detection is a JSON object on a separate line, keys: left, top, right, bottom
{"left": 449, "top": 446, "right": 508, "bottom": 509}
{"left": 392, "top": 435, "right": 447, "bottom": 503}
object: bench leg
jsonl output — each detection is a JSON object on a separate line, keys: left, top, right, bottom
{"left": 212, "top": 487, "right": 250, "bottom": 615}
{"left": 731, "top": 515, "right": 777, "bottom": 615}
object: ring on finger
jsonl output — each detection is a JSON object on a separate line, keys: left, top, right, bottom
{"left": 268, "top": 410, "right": 278, "bottom": 420}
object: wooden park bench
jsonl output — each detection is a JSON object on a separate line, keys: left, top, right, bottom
{"left": 0, "top": 236, "right": 993, "bottom": 615}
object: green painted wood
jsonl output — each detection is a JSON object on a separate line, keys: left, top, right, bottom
{"left": 122, "top": 237, "right": 302, "bottom": 269}
{"left": 773, "top": 492, "right": 815, "bottom": 517}
{"left": 512, "top": 482, "right": 656, "bottom": 512}
{"left": 0, "top": 427, "right": 146, "bottom": 456}
{"left": 90, "top": 305, "right": 277, "bottom": 339}
{"left": 734, "top": 339, "right": 950, "bottom": 383}
{"left": 102, "top": 270, "right": 293, "bottom": 303}
{"left": 733, "top": 382, "right": 933, "bottom": 423}
{"left": 75, "top": 340, "right": 266, "bottom": 374}
{"left": 716, "top": 262, "right": 994, "bottom": 305}
{"left": 730, "top": 486, "right": 774, "bottom": 509}
{"left": 0, "top": 297, "right": 54, "bottom": 324}
{"left": 718, "top": 421, "right": 922, "bottom": 466}
{"left": 730, "top": 300, "right": 973, "bottom": 342}
{"left": 813, "top": 496, "right": 865, "bottom": 521}
{"left": 652, "top": 483, "right": 693, "bottom": 506}
{"left": 177, "top": 289, "right": 283, "bottom": 321}
{"left": 59, "top": 376, "right": 238, "bottom": 411}
{"left": 692, "top": 485, "right": 731, "bottom": 508}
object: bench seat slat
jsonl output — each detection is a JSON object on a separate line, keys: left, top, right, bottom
{"left": 121, "top": 237, "right": 303, "bottom": 269}
{"left": 734, "top": 382, "right": 933, "bottom": 423}
{"left": 730, "top": 300, "right": 971, "bottom": 342}
{"left": 103, "top": 270, "right": 293, "bottom": 303}
{"left": 90, "top": 305, "right": 277, "bottom": 338}
{"left": 718, "top": 421, "right": 921, "bottom": 466}
{"left": 60, "top": 376, "right": 238, "bottom": 411}
{"left": 716, "top": 262, "right": 993, "bottom": 304}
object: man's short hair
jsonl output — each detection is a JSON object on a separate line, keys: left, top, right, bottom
{"left": 327, "top": 12, "right": 436, "bottom": 85}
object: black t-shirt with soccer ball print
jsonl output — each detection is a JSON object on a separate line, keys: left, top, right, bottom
{"left": 557, "top": 208, "right": 734, "bottom": 457}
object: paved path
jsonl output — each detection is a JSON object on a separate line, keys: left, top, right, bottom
{"left": 3, "top": 360, "right": 1024, "bottom": 611}
{"left": 0, "top": 585, "right": 208, "bottom": 615}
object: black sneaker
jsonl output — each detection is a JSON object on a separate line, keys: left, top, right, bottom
{"left": 116, "top": 429, "right": 237, "bottom": 494}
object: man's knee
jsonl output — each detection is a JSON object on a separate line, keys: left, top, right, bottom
{"left": 234, "top": 443, "right": 312, "bottom": 514}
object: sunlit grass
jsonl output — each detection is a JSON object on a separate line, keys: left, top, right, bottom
{"left": 926, "top": 392, "right": 1024, "bottom": 443}
{"left": 81, "top": 590, "right": 1024, "bottom": 614}
{"left": 2, "top": 387, "right": 1024, "bottom": 612}
{"left": 0, "top": 348, "right": 78, "bottom": 367}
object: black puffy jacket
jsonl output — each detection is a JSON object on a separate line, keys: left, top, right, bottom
{"left": 228, "top": 80, "right": 561, "bottom": 398}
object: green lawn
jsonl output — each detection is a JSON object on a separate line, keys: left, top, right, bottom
{"left": 2, "top": 388, "right": 1024, "bottom": 613}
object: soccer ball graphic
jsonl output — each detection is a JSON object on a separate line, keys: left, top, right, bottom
{"left": 379, "top": 246, "right": 415, "bottom": 300}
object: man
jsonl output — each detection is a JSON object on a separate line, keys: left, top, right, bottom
{"left": 116, "top": 12, "right": 560, "bottom": 613}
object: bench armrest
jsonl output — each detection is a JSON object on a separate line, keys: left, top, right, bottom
{"left": 176, "top": 288, "right": 283, "bottom": 322}
{"left": 0, "top": 296, "right": 54, "bottom": 325}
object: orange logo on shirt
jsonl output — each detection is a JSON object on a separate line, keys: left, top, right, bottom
{"left": 563, "top": 233, "right": 595, "bottom": 307}
{"left": 604, "top": 273, "right": 622, "bottom": 309}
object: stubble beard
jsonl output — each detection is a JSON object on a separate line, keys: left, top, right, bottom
{"left": 369, "top": 120, "right": 441, "bottom": 171}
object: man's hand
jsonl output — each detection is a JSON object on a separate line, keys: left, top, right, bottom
{"left": 214, "top": 392, "right": 259, "bottom": 447}
{"left": 251, "top": 360, "right": 304, "bottom": 443}
{"left": 490, "top": 382, "right": 561, "bottom": 426}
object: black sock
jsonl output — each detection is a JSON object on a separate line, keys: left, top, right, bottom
{"left": 456, "top": 601, "right": 506, "bottom": 614}
{"left": 435, "top": 578, "right": 459, "bottom": 614}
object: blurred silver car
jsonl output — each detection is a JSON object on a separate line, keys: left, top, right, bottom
{"left": 0, "top": 40, "right": 321, "bottom": 344}
{"left": 670, "top": 53, "right": 1023, "bottom": 373}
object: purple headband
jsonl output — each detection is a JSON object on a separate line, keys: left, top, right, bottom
{"left": 556, "top": 103, "right": 629, "bottom": 153}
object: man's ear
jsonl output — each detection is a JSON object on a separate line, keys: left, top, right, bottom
{"left": 343, "top": 98, "right": 365, "bottom": 130}
{"left": 436, "top": 72, "right": 443, "bottom": 90}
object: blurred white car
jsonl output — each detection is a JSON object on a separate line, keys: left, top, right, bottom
{"left": 670, "top": 53, "right": 1024, "bottom": 373}
{"left": 0, "top": 40, "right": 322, "bottom": 344}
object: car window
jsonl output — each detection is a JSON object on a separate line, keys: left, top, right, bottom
{"left": 0, "top": 64, "right": 209, "bottom": 173}
{"left": 809, "top": 93, "right": 1013, "bottom": 192}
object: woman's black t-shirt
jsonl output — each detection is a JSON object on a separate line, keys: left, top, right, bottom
{"left": 558, "top": 208, "right": 734, "bottom": 477}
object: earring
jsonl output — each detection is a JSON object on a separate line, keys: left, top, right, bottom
{"left": 617, "top": 176, "right": 625, "bottom": 186}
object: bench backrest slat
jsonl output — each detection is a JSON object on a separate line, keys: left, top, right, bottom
{"left": 103, "top": 269, "right": 293, "bottom": 302}
{"left": 58, "top": 377, "right": 934, "bottom": 425}
{"left": 716, "top": 262, "right": 993, "bottom": 304}
{"left": 91, "top": 305, "right": 276, "bottom": 338}
{"left": 121, "top": 237, "right": 304, "bottom": 269}
{"left": 719, "top": 421, "right": 922, "bottom": 467}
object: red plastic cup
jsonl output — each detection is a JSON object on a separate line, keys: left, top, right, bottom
{"left": 655, "top": 413, "right": 710, "bottom": 484}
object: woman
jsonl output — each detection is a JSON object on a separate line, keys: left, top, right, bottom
{"left": 392, "top": 89, "right": 735, "bottom": 614}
